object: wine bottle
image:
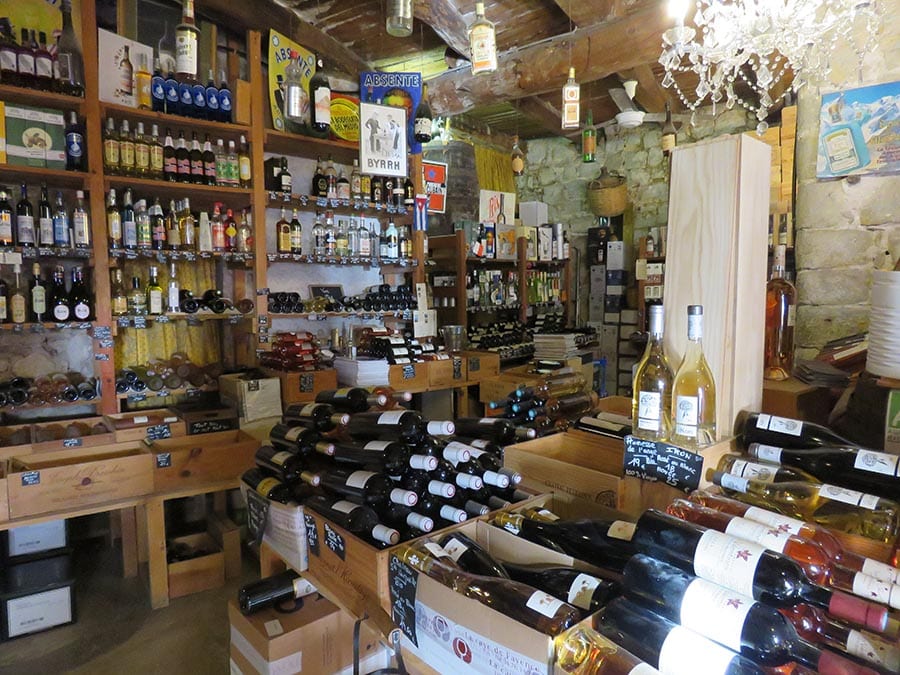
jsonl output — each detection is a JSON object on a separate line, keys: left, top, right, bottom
{"left": 418, "top": 437, "right": 472, "bottom": 464}
{"left": 345, "top": 410, "right": 454, "bottom": 443}
{"left": 746, "top": 442, "right": 900, "bottom": 501}
{"left": 710, "top": 471, "right": 900, "bottom": 544}
{"left": 315, "top": 387, "right": 388, "bottom": 413}
{"left": 452, "top": 417, "right": 534, "bottom": 445}
{"left": 717, "top": 453, "right": 818, "bottom": 484}
{"left": 255, "top": 444, "right": 325, "bottom": 485}
{"left": 331, "top": 441, "right": 437, "bottom": 475}
{"left": 688, "top": 490, "right": 900, "bottom": 585}
{"left": 438, "top": 531, "right": 510, "bottom": 578}
{"left": 502, "top": 560, "right": 621, "bottom": 615}
{"left": 49, "top": 266, "right": 70, "bottom": 321}
{"left": 595, "top": 597, "right": 765, "bottom": 675}
{"left": 631, "top": 509, "right": 888, "bottom": 632}
{"left": 453, "top": 459, "right": 510, "bottom": 489}
{"left": 394, "top": 541, "right": 580, "bottom": 636}
{"left": 431, "top": 459, "right": 484, "bottom": 491}
{"left": 556, "top": 625, "right": 660, "bottom": 675}
{"left": 416, "top": 494, "right": 467, "bottom": 525}
{"left": 739, "top": 412, "right": 854, "bottom": 449}
{"left": 398, "top": 470, "right": 456, "bottom": 499}
{"left": 68, "top": 266, "right": 91, "bottom": 320}
{"left": 269, "top": 423, "right": 335, "bottom": 456}
{"left": 304, "top": 494, "right": 399, "bottom": 546}
{"left": 666, "top": 498, "right": 900, "bottom": 609}
{"left": 622, "top": 553, "right": 873, "bottom": 673}
{"left": 282, "top": 402, "right": 349, "bottom": 432}
{"left": 380, "top": 502, "right": 434, "bottom": 536}
{"left": 670, "top": 304, "right": 717, "bottom": 449}
{"left": 241, "top": 467, "right": 307, "bottom": 504}
{"left": 238, "top": 569, "right": 318, "bottom": 615}
{"left": 765, "top": 244, "right": 797, "bottom": 381}
{"left": 308, "top": 467, "right": 417, "bottom": 509}
{"left": 632, "top": 304, "right": 674, "bottom": 442}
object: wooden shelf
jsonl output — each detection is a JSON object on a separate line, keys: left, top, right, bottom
{"left": 265, "top": 253, "right": 416, "bottom": 268}
{"left": 114, "top": 312, "right": 250, "bottom": 327}
{"left": 266, "top": 193, "right": 410, "bottom": 216}
{"left": 2, "top": 397, "right": 97, "bottom": 412}
{"left": 0, "top": 84, "right": 84, "bottom": 112}
{"left": 467, "top": 256, "right": 517, "bottom": 266}
{"left": 467, "top": 303, "right": 522, "bottom": 313}
{"left": 116, "top": 383, "right": 217, "bottom": 401}
{"left": 268, "top": 310, "right": 412, "bottom": 321}
{"left": 0, "top": 321, "right": 95, "bottom": 332}
{"left": 108, "top": 248, "right": 254, "bottom": 265}
{"left": 0, "top": 165, "right": 90, "bottom": 190}
{"left": 104, "top": 175, "right": 252, "bottom": 199}
{"left": 0, "top": 245, "right": 93, "bottom": 262}
{"left": 264, "top": 130, "right": 359, "bottom": 164}
{"left": 99, "top": 102, "right": 251, "bottom": 138}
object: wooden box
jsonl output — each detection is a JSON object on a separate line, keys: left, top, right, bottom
{"left": 762, "top": 377, "right": 835, "bottom": 427}
{"left": 6, "top": 447, "right": 153, "bottom": 519}
{"left": 0, "top": 462, "right": 8, "bottom": 522}
{"left": 147, "top": 430, "right": 260, "bottom": 492}
{"left": 426, "top": 356, "right": 466, "bottom": 389}
{"left": 260, "top": 367, "right": 338, "bottom": 406}
{"left": 167, "top": 532, "right": 225, "bottom": 599}
{"left": 30, "top": 417, "right": 116, "bottom": 454}
{"left": 104, "top": 410, "right": 187, "bottom": 444}
{"left": 388, "top": 363, "right": 428, "bottom": 393}
{"left": 234, "top": 79, "right": 251, "bottom": 126}
{"left": 462, "top": 350, "right": 501, "bottom": 383}
{"left": 172, "top": 403, "right": 239, "bottom": 435}
{"left": 208, "top": 512, "right": 242, "bottom": 579}
{"left": 0, "top": 425, "right": 34, "bottom": 461}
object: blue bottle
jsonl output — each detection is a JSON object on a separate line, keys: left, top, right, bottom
{"left": 151, "top": 58, "right": 165, "bottom": 113}
{"left": 191, "top": 79, "right": 207, "bottom": 120}
{"left": 178, "top": 77, "right": 194, "bottom": 118}
{"left": 217, "top": 70, "right": 232, "bottom": 124}
{"left": 164, "top": 70, "right": 180, "bottom": 115}
{"left": 204, "top": 69, "right": 219, "bottom": 122}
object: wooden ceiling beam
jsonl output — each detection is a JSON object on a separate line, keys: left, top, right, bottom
{"left": 620, "top": 64, "right": 671, "bottom": 113}
{"left": 517, "top": 96, "right": 569, "bottom": 138}
{"left": 550, "top": 0, "right": 624, "bottom": 26}
{"left": 427, "top": 2, "right": 671, "bottom": 116}
{"left": 413, "top": 1, "right": 471, "bottom": 58}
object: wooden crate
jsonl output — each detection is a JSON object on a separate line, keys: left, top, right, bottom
{"left": 461, "top": 350, "right": 501, "bottom": 383}
{"left": 146, "top": 430, "right": 259, "bottom": 492}
{"left": 388, "top": 363, "right": 428, "bottom": 392}
{"left": 104, "top": 410, "right": 187, "bottom": 444}
{"left": 6, "top": 447, "right": 153, "bottom": 518}
{"left": 0, "top": 463, "right": 8, "bottom": 522}
{"left": 426, "top": 356, "right": 466, "bottom": 388}
{"left": 30, "top": 417, "right": 116, "bottom": 453}
{"left": 167, "top": 531, "right": 225, "bottom": 599}
{"left": 260, "top": 367, "right": 338, "bottom": 406}
{"left": 0, "top": 425, "right": 34, "bottom": 461}
{"left": 208, "top": 512, "right": 242, "bottom": 579}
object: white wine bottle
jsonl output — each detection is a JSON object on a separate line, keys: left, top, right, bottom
{"left": 671, "top": 305, "right": 716, "bottom": 449}
{"left": 632, "top": 304, "right": 674, "bottom": 441}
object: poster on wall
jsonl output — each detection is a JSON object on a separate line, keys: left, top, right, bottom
{"left": 816, "top": 80, "right": 900, "bottom": 178}
{"left": 479, "top": 190, "right": 517, "bottom": 260}
{"left": 359, "top": 71, "right": 424, "bottom": 154}
{"left": 359, "top": 101, "right": 407, "bottom": 178}
{"left": 423, "top": 160, "right": 448, "bottom": 214}
{"left": 267, "top": 30, "right": 315, "bottom": 134}
{"left": 0, "top": 0, "right": 81, "bottom": 50}
{"left": 97, "top": 29, "right": 152, "bottom": 107}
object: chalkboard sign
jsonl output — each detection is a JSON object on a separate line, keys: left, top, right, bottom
{"left": 21, "top": 471, "right": 40, "bottom": 486}
{"left": 469, "top": 357, "right": 480, "bottom": 372}
{"left": 303, "top": 513, "right": 320, "bottom": 557}
{"left": 146, "top": 424, "right": 172, "bottom": 441}
{"left": 187, "top": 418, "right": 235, "bottom": 434}
{"left": 402, "top": 364, "right": 416, "bottom": 380}
{"left": 99, "top": 338, "right": 114, "bottom": 349}
{"left": 323, "top": 522, "right": 346, "bottom": 560}
{"left": 388, "top": 554, "right": 418, "bottom": 646}
{"left": 94, "top": 353, "right": 109, "bottom": 361}
{"left": 623, "top": 436, "right": 705, "bottom": 492}
{"left": 63, "top": 438, "right": 83, "bottom": 448}
{"left": 133, "top": 316, "right": 147, "bottom": 329}
{"left": 452, "top": 356, "right": 463, "bottom": 380}
{"left": 155, "top": 452, "right": 172, "bottom": 468}
{"left": 155, "top": 315, "right": 170, "bottom": 323}
{"left": 117, "top": 317, "right": 131, "bottom": 328}
{"left": 246, "top": 489, "right": 270, "bottom": 547}
{"left": 299, "top": 374, "right": 314, "bottom": 393}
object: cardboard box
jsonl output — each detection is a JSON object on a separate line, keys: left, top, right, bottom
{"left": 518, "top": 201, "right": 548, "bottom": 228}
{"left": 388, "top": 363, "right": 428, "bottom": 392}
{"left": 41, "top": 107, "right": 66, "bottom": 170}
{"left": 167, "top": 531, "right": 225, "bottom": 599}
{"left": 0, "top": 580, "right": 75, "bottom": 639}
{"left": 5, "top": 520, "right": 67, "bottom": 559}
{"left": 5, "top": 104, "right": 47, "bottom": 167}
{"left": 3, "top": 550, "right": 72, "bottom": 591}
{"left": 427, "top": 356, "right": 466, "bottom": 388}
{"left": 147, "top": 429, "right": 259, "bottom": 492}
{"left": 219, "top": 373, "right": 283, "bottom": 423}
{"left": 104, "top": 410, "right": 187, "bottom": 444}
{"left": 260, "top": 367, "right": 338, "bottom": 406}
{"left": 762, "top": 377, "right": 835, "bottom": 427}
{"left": 260, "top": 500, "right": 309, "bottom": 573}
{"left": 96, "top": 29, "right": 153, "bottom": 107}
{"left": 461, "top": 350, "right": 500, "bottom": 383}
{"left": 6, "top": 447, "right": 153, "bottom": 519}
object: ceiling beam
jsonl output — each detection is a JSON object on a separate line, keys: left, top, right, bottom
{"left": 201, "top": 0, "right": 370, "bottom": 76}
{"left": 427, "top": 3, "right": 671, "bottom": 116}
{"left": 550, "top": 0, "right": 624, "bottom": 26}
{"left": 620, "top": 64, "right": 670, "bottom": 113}
{"left": 517, "top": 96, "right": 569, "bottom": 138}
{"left": 414, "top": 1, "right": 471, "bottom": 58}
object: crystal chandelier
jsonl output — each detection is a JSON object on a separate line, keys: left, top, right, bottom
{"left": 659, "top": 0, "right": 883, "bottom": 132}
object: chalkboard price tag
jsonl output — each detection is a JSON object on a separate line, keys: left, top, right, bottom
{"left": 99, "top": 338, "right": 114, "bottom": 349}
{"left": 388, "top": 554, "right": 419, "bottom": 646}
{"left": 257, "top": 287, "right": 270, "bottom": 296}
{"left": 155, "top": 314, "right": 170, "bottom": 324}
{"left": 63, "top": 438, "right": 83, "bottom": 448}
{"left": 299, "top": 374, "right": 314, "bottom": 393}
{"left": 146, "top": 424, "right": 172, "bottom": 441}
{"left": 303, "top": 513, "right": 320, "bottom": 557}
{"left": 117, "top": 317, "right": 131, "bottom": 328}
{"left": 469, "top": 357, "right": 480, "bottom": 372}
{"left": 21, "top": 471, "right": 40, "bottom": 486}
{"left": 452, "top": 356, "right": 463, "bottom": 380}
{"left": 623, "top": 435, "right": 705, "bottom": 492}
{"left": 155, "top": 452, "right": 172, "bottom": 468}
{"left": 246, "top": 489, "right": 270, "bottom": 547}
{"left": 133, "top": 316, "right": 147, "bottom": 329}
{"left": 323, "top": 522, "right": 346, "bottom": 560}
{"left": 94, "top": 353, "right": 109, "bottom": 361}
{"left": 402, "top": 364, "right": 416, "bottom": 380}
{"left": 93, "top": 325, "right": 112, "bottom": 340}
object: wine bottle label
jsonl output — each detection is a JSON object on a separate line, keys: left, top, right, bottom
{"left": 818, "top": 484, "right": 881, "bottom": 510}
{"left": 724, "top": 517, "right": 790, "bottom": 553}
{"left": 53, "top": 305, "right": 70, "bottom": 321}
{"left": 364, "top": 441, "right": 391, "bottom": 451}
{"left": 851, "top": 573, "right": 900, "bottom": 609}
{"left": 658, "top": 625, "right": 739, "bottom": 675}
{"left": 292, "top": 577, "right": 318, "bottom": 598}
{"left": 567, "top": 573, "right": 601, "bottom": 610}
{"left": 256, "top": 477, "right": 281, "bottom": 497}
{"left": 74, "top": 302, "right": 89, "bottom": 321}
{"left": 378, "top": 411, "right": 406, "bottom": 424}
{"left": 674, "top": 396, "right": 699, "bottom": 437}
{"left": 728, "top": 459, "right": 778, "bottom": 482}
{"left": 628, "top": 666, "right": 659, "bottom": 675}
{"left": 478, "top": 418, "right": 496, "bottom": 424}
{"left": 607, "top": 521, "right": 636, "bottom": 541}
{"left": 537, "top": 509, "right": 560, "bottom": 521}
{"left": 469, "top": 439, "right": 490, "bottom": 449}
{"left": 853, "top": 449, "right": 900, "bottom": 477}
{"left": 299, "top": 403, "right": 318, "bottom": 416}
{"left": 750, "top": 444, "right": 783, "bottom": 464}
{"left": 756, "top": 413, "right": 803, "bottom": 436}
{"left": 283, "top": 427, "right": 305, "bottom": 442}
{"left": 637, "top": 391, "right": 662, "bottom": 431}
{"left": 345, "top": 471, "right": 376, "bottom": 489}
{"left": 423, "top": 542, "right": 450, "bottom": 558}
{"left": 718, "top": 473, "right": 750, "bottom": 493}
{"left": 441, "top": 537, "right": 469, "bottom": 562}
{"left": 525, "top": 590, "right": 566, "bottom": 618}
{"left": 742, "top": 506, "right": 805, "bottom": 537}
{"left": 333, "top": 387, "right": 352, "bottom": 397}
{"left": 693, "top": 530, "right": 765, "bottom": 597}
{"left": 679, "top": 578, "right": 755, "bottom": 652}
{"left": 271, "top": 451, "right": 293, "bottom": 467}
{"left": 846, "top": 628, "right": 900, "bottom": 671}
{"left": 134, "top": 416, "right": 149, "bottom": 424}
{"left": 331, "top": 500, "right": 360, "bottom": 515}
{"left": 860, "top": 558, "right": 900, "bottom": 585}
{"left": 313, "top": 86, "right": 331, "bottom": 125}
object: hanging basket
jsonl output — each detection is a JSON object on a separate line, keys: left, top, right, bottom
{"left": 587, "top": 168, "right": 627, "bottom": 217}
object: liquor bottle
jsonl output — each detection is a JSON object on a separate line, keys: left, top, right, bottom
{"left": 503, "top": 561, "right": 621, "bottom": 615}
{"left": 345, "top": 410, "right": 454, "bottom": 443}
{"left": 54, "top": 1, "right": 83, "bottom": 93}
{"left": 9, "top": 264, "right": 26, "bottom": 325}
{"left": 118, "top": 45, "right": 134, "bottom": 99}
{"left": 190, "top": 72, "right": 206, "bottom": 120}
{"left": 310, "top": 212, "right": 325, "bottom": 256}
{"left": 282, "top": 50, "right": 307, "bottom": 125}
{"left": 197, "top": 211, "right": 213, "bottom": 253}
{"left": 135, "top": 200, "right": 152, "bottom": 247}
{"left": 118, "top": 119, "right": 135, "bottom": 177}
{"left": 282, "top": 402, "right": 349, "bottom": 432}
{"left": 149, "top": 197, "right": 165, "bottom": 250}
{"left": 583, "top": 109, "right": 596, "bottom": 162}
{"left": 710, "top": 471, "right": 900, "bottom": 544}
{"left": 162, "top": 128, "right": 177, "bottom": 181}
{"left": 241, "top": 467, "right": 297, "bottom": 505}
{"left": 662, "top": 102, "right": 677, "bottom": 156}
{"left": 53, "top": 191, "right": 70, "bottom": 247}
{"left": 175, "top": 131, "right": 190, "bottom": 182}
{"left": 739, "top": 412, "right": 854, "bottom": 450}
{"left": 279, "top": 157, "right": 292, "bottom": 198}
{"left": 106, "top": 189, "right": 122, "bottom": 249}
{"left": 17, "top": 28, "right": 35, "bottom": 88}
{"left": 166, "top": 262, "right": 180, "bottom": 313}
{"left": 0, "top": 276, "right": 7, "bottom": 324}
{"left": 336, "top": 170, "right": 350, "bottom": 202}
{"left": 451, "top": 417, "right": 533, "bottom": 445}
{"left": 666, "top": 498, "right": 900, "bottom": 609}
{"left": 467, "top": 2, "right": 498, "bottom": 75}
{"left": 596, "top": 597, "right": 765, "bottom": 675}
{"left": 323, "top": 212, "right": 336, "bottom": 256}
{"left": 304, "top": 495, "right": 400, "bottom": 546}
{"left": 309, "top": 55, "right": 331, "bottom": 134}
{"left": 306, "top": 466, "right": 417, "bottom": 509}
{"left": 204, "top": 69, "right": 219, "bottom": 121}
{"left": 0, "top": 20, "right": 17, "bottom": 87}
{"left": 166, "top": 199, "right": 182, "bottom": 249}
{"left": 274, "top": 208, "right": 290, "bottom": 254}
{"left": 632, "top": 304, "right": 674, "bottom": 441}
{"left": 289, "top": 209, "right": 302, "bottom": 254}
{"left": 0, "top": 188, "right": 12, "bottom": 246}
{"left": 186, "top": 132, "right": 202, "bottom": 184}
{"left": 394, "top": 541, "right": 580, "bottom": 636}
{"left": 179, "top": 198, "right": 196, "bottom": 250}
{"left": 670, "top": 305, "right": 716, "bottom": 449}
{"left": 121, "top": 187, "right": 137, "bottom": 250}
{"left": 218, "top": 69, "right": 233, "bottom": 123}
{"left": 145, "top": 266, "right": 164, "bottom": 315}
{"left": 631, "top": 509, "right": 888, "bottom": 631}
{"left": 30, "top": 263, "right": 48, "bottom": 322}
{"left": 688, "top": 490, "right": 900, "bottom": 584}
{"left": 50, "top": 266, "right": 70, "bottom": 322}
{"left": 414, "top": 83, "right": 433, "bottom": 143}
{"left": 223, "top": 208, "right": 237, "bottom": 251}
{"left": 37, "top": 184, "right": 53, "bottom": 247}
{"left": 135, "top": 54, "right": 151, "bottom": 109}
{"left": 111, "top": 269, "right": 128, "bottom": 316}
{"left": 238, "top": 135, "right": 252, "bottom": 188}
{"left": 151, "top": 58, "right": 165, "bottom": 112}
{"left": 331, "top": 441, "right": 437, "bottom": 475}
{"left": 200, "top": 134, "right": 216, "bottom": 185}
{"left": 15, "top": 183, "right": 35, "bottom": 248}
{"left": 716, "top": 453, "right": 818, "bottom": 484}
{"left": 237, "top": 210, "right": 252, "bottom": 253}
{"left": 69, "top": 266, "right": 91, "bottom": 321}
{"left": 103, "top": 117, "right": 120, "bottom": 175}
{"left": 238, "top": 570, "right": 318, "bottom": 615}
{"left": 438, "top": 531, "right": 511, "bottom": 578}
{"left": 65, "top": 111, "right": 86, "bottom": 172}
{"left": 315, "top": 388, "right": 388, "bottom": 412}
{"left": 133, "top": 122, "right": 150, "bottom": 177}
{"left": 765, "top": 244, "right": 796, "bottom": 381}
{"left": 556, "top": 625, "right": 658, "bottom": 675}
{"left": 210, "top": 202, "right": 225, "bottom": 251}
{"left": 164, "top": 68, "right": 180, "bottom": 115}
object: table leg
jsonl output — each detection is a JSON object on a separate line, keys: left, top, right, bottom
{"left": 119, "top": 507, "right": 138, "bottom": 578}
{"left": 145, "top": 499, "right": 169, "bottom": 609}
{"left": 136, "top": 503, "right": 148, "bottom": 564}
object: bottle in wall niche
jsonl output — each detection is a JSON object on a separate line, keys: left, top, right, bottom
{"left": 670, "top": 305, "right": 716, "bottom": 449}
{"left": 632, "top": 304, "right": 674, "bottom": 442}
{"left": 765, "top": 244, "right": 796, "bottom": 381}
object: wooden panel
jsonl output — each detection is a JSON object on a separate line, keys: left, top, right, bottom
{"left": 208, "top": 512, "right": 242, "bottom": 579}
{"left": 120, "top": 506, "right": 138, "bottom": 578}
{"left": 664, "top": 135, "right": 770, "bottom": 440}
{"left": 0, "top": 468, "right": 7, "bottom": 522}
{"left": 167, "top": 532, "right": 225, "bottom": 599}
{"left": 145, "top": 499, "right": 168, "bottom": 608}
{"left": 146, "top": 430, "right": 259, "bottom": 491}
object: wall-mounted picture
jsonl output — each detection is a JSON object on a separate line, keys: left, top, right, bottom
{"left": 359, "top": 101, "right": 408, "bottom": 178}
{"left": 308, "top": 285, "right": 344, "bottom": 301}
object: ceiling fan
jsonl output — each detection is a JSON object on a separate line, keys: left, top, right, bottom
{"left": 603, "top": 79, "right": 668, "bottom": 130}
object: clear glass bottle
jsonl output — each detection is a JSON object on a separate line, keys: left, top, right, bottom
{"left": 632, "top": 304, "right": 674, "bottom": 442}
{"left": 670, "top": 305, "right": 716, "bottom": 449}
{"left": 53, "top": 191, "right": 70, "bottom": 247}
{"left": 238, "top": 135, "right": 252, "bottom": 188}
{"left": 467, "top": 2, "right": 497, "bottom": 75}
{"left": 106, "top": 188, "right": 122, "bottom": 249}
{"left": 128, "top": 275, "right": 146, "bottom": 315}
{"left": 764, "top": 244, "right": 796, "bottom": 381}
{"left": 324, "top": 211, "right": 337, "bottom": 257}
{"left": 179, "top": 198, "right": 196, "bottom": 251}
{"left": 111, "top": 269, "right": 128, "bottom": 316}
{"left": 289, "top": 209, "right": 303, "bottom": 254}
{"left": 335, "top": 217, "right": 349, "bottom": 257}
{"left": 145, "top": 265, "right": 164, "bottom": 315}
{"left": 237, "top": 210, "right": 253, "bottom": 253}
{"left": 312, "top": 212, "right": 325, "bottom": 256}
{"left": 134, "top": 122, "right": 150, "bottom": 177}
{"left": 9, "top": 264, "right": 26, "bottom": 324}
{"left": 167, "top": 262, "right": 180, "bottom": 313}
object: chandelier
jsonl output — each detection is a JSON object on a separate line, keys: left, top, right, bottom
{"left": 659, "top": 0, "right": 883, "bottom": 132}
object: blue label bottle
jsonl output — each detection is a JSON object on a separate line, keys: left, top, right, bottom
{"left": 191, "top": 81, "right": 207, "bottom": 119}
{"left": 164, "top": 72, "right": 180, "bottom": 115}
{"left": 178, "top": 79, "right": 194, "bottom": 118}
{"left": 218, "top": 71, "right": 232, "bottom": 124}
{"left": 205, "top": 70, "right": 219, "bottom": 121}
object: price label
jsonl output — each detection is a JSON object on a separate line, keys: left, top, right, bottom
{"left": 402, "top": 364, "right": 416, "bottom": 380}
{"left": 93, "top": 326, "right": 112, "bottom": 340}
{"left": 469, "top": 357, "right": 480, "bottom": 372}
{"left": 186, "top": 316, "right": 200, "bottom": 326}
{"left": 389, "top": 554, "right": 419, "bottom": 646}
{"left": 117, "top": 317, "right": 131, "bottom": 328}
{"left": 94, "top": 353, "right": 109, "bottom": 361}
{"left": 245, "top": 489, "right": 270, "bottom": 547}
{"left": 21, "top": 471, "right": 40, "bottom": 486}
{"left": 99, "top": 339, "right": 114, "bottom": 349}
{"left": 155, "top": 452, "right": 172, "bottom": 468}
{"left": 155, "top": 315, "right": 170, "bottom": 324}
{"left": 323, "top": 522, "right": 346, "bottom": 560}
{"left": 623, "top": 435, "right": 704, "bottom": 492}
{"left": 303, "top": 513, "right": 320, "bottom": 557}
{"left": 299, "top": 374, "right": 315, "bottom": 393}
{"left": 133, "top": 316, "right": 147, "bottom": 329}
{"left": 146, "top": 424, "right": 172, "bottom": 441}
{"left": 63, "top": 438, "right": 83, "bottom": 448}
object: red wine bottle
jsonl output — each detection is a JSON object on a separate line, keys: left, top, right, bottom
{"left": 304, "top": 494, "right": 400, "bottom": 546}
{"left": 622, "top": 554, "right": 874, "bottom": 674}
{"left": 315, "top": 387, "right": 388, "bottom": 412}
{"left": 451, "top": 417, "right": 535, "bottom": 444}
{"left": 417, "top": 436, "right": 472, "bottom": 464}
{"left": 380, "top": 502, "right": 434, "bottom": 535}
{"left": 431, "top": 458, "right": 484, "bottom": 491}
{"left": 747, "top": 442, "right": 900, "bottom": 501}
{"left": 438, "top": 531, "right": 510, "bottom": 578}
{"left": 305, "top": 467, "right": 417, "bottom": 509}
{"left": 451, "top": 492, "right": 490, "bottom": 518}
{"left": 462, "top": 444, "right": 522, "bottom": 485}
{"left": 330, "top": 441, "right": 437, "bottom": 475}
{"left": 398, "top": 469, "right": 456, "bottom": 499}
{"left": 502, "top": 560, "right": 621, "bottom": 615}
{"left": 454, "top": 459, "right": 510, "bottom": 489}
{"left": 416, "top": 494, "right": 467, "bottom": 525}
{"left": 740, "top": 412, "right": 854, "bottom": 449}
{"left": 238, "top": 569, "right": 318, "bottom": 614}
{"left": 255, "top": 444, "right": 327, "bottom": 485}
{"left": 689, "top": 490, "right": 900, "bottom": 585}
{"left": 345, "top": 409, "right": 454, "bottom": 443}
{"left": 269, "top": 424, "right": 335, "bottom": 456}
{"left": 241, "top": 467, "right": 312, "bottom": 504}
{"left": 595, "top": 597, "right": 766, "bottom": 674}
{"left": 631, "top": 510, "right": 888, "bottom": 633}
{"left": 282, "top": 402, "right": 349, "bottom": 432}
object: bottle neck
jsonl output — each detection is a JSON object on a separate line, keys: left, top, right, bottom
{"left": 790, "top": 638, "right": 824, "bottom": 670}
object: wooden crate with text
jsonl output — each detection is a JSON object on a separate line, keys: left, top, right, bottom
{"left": 261, "top": 367, "right": 338, "bottom": 406}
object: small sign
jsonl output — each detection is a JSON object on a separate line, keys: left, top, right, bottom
{"left": 94, "top": 353, "right": 109, "bottom": 361}
{"left": 303, "top": 513, "right": 320, "bottom": 557}
{"left": 246, "top": 489, "right": 270, "bottom": 547}
{"left": 155, "top": 315, "right": 170, "bottom": 323}
{"left": 299, "top": 374, "right": 315, "bottom": 393}
{"left": 469, "top": 357, "right": 480, "bottom": 372}
{"left": 133, "top": 316, "right": 147, "bottom": 329}
{"left": 30, "top": 324, "right": 45, "bottom": 334}
{"left": 402, "top": 364, "right": 416, "bottom": 380}
{"left": 258, "top": 315, "right": 269, "bottom": 326}
{"left": 623, "top": 435, "right": 704, "bottom": 492}
{"left": 21, "top": 471, "right": 40, "bottom": 486}
{"left": 155, "top": 452, "right": 172, "bottom": 468}
{"left": 63, "top": 438, "right": 83, "bottom": 448}
{"left": 388, "top": 554, "right": 419, "bottom": 646}
{"left": 99, "top": 339, "right": 114, "bottom": 349}
{"left": 146, "top": 424, "right": 172, "bottom": 441}
{"left": 452, "top": 356, "right": 463, "bottom": 380}
{"left": 186, "top": 316, "right": 200, "bottom": 326}
{"left": 323, "top": 522, "right": 346, "bottom": 560}
{"left": 257, "top": 287, "right": 270, "bottom": 297}
{"left": 117, "top": 317, "right": 131, "bottom": 328}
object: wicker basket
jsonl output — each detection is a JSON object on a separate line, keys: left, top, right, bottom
{"left": 587, "top": 168, "right": 627, "bottom": 216}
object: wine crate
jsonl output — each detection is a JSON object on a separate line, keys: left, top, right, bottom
{"left": 171, "top": 402, "right": 240, "bottom": 435}
{"left": 426, "top": 356, "right": 467, "bottom": 389}
{"left": 461, "top": 350, "right": 501, "bottom": 383}
{"left": 0, "top": 462, "right": 8, "bottom": 522}
{"left": 259, "top": 367, "right": 338, "bottom": 407}
{"left": 0, "top": 425, "right": 35, "bottom": 461}
{"left": 167, "top": 531, "right": 225, "bottom": 599}
{"left": 208, "top": 512, "right": 242, "bottom": 580}
{"left": 146, "top": 430, "right": 259, "bottom": 492}
{"left": 104, "top": 410, "right": 187, "bottom": 444}
{"left": 5, "top": 447, "right": 153, "bottom": 519}
{"left": 29, "top": 417, "right": 116, "bottom": 454}
{"left": 477, "top": 365, "right": 544, "bottom": 405}
{"left": 387, "top": 363, "right": 429, "bottom": 393}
